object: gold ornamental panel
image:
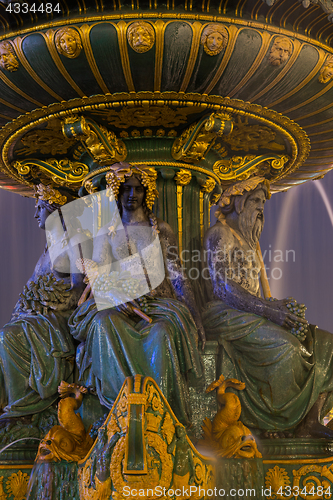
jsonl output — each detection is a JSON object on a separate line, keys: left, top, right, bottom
{"left": 0, "top": 92, "right": 310, "bottom": 193}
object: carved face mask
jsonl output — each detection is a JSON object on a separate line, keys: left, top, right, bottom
{"left": 219, "top": 421, "right": 261, "bottom": 459}
{"left": 36, "top": 426, "right": 78, "bottom": 462}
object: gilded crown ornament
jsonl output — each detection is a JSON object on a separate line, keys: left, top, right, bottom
{"left": 35, "top": 183, "right": 67, "bottom": 206}
{"left": 105, "top": 162, "right": 159, "bottom": 210}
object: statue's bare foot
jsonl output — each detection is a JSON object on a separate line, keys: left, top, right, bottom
{"left": 294, "top": 422, "right": 333, "bottom": 439}
{"left": 260, "top": 431, "right": 293, "bottom": 439}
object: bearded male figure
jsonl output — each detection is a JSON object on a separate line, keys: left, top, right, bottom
{"left": 202, "top": 176, "right": 333, "bottom": 438}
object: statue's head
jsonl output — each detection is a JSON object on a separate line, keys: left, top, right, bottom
{"left": 216, "top": 176, "right": 271, "bottom": 247}
{"left": 319, "top": 55, "right": 333, "bottom": 84}
{"left": 105, "top": 162, "right": 158, "bottom": 212}
{"left": 0, "top": 41, "right": 19, "bottom": 72}
{"left": 55, "top": 28, "right": 82, "bottom": 58}
{"left": 34, "top": 184, "right": 67, "bottom": 230}
{"left": 105, "top": 163, "right": 159, "bottom": 237}
{"left": 200, "top": 24, "right": 228, "bottom": 56}
{"left": 269, "top": 36, "right": 292, "bottom": 67}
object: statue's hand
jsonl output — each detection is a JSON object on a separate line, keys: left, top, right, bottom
{"left": 264, "top": 299, "right": 308, "bottom": 329}
{"left": 198, "top": 326, "right": 206, "bottom": 350}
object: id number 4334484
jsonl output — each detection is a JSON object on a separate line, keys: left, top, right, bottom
{"left": 277, "top": 485, "right": 332, "bottom": 497}
{"left": 5, "top": 3, "right": 61, "bottom": 13}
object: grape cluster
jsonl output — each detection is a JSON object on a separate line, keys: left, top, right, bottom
{"left": 286, "top": 298, "right": 308, "bottom": 341}
{"left": 120, "top": 279, "right": 142, "bottom": 298}
{"left": 137, "top": 296, "right": 150, "bottom": 313}
{"left": 266, "top": 296, "right": 308, "bottom": 341}
{"left": 93, "top": 271, "right": 144, "bottom": 302}
{"left": 19, "top": 274, "right": 70, "bottom": 315}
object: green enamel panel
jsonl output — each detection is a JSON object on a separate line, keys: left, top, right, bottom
{"left": 125, "top": 138, "right": 173, "bottom": 160}
{"left": 161, "top": 22, "right": 193, "bottom": 92}
{"left": 235, "top": 37, "right": 294, "bottom": 102}
{"left": 126, "top": 404, "right": 145, "bottom": 472}
{"left": 285, "top": 86, "right": 333, "bottom": 122}
{"left": 212, "top": 28, "right": 263, "bottom": 96}
{"left": 155, "top": 169, "right": 177, "bottom": 235}
{"left": 260, "top": 44, "right": 320, "bottom": 107}
{"left": 22, "top": 34, "right": 79, "bottom": 100}
{"left": 0, "top": 61, "right": 53, "bottom": 105}
{"left": 0, "top": 79, "right": 36, "bottom": 111}
{"left": 90, "top": 23, "right": 128, "bottom": 94}
{"left": 187, "top": 37, "right": 227, "bottom": 93}
{"left": 183, "top": 180, "right": 201, "bottom": 275}
{"left": 288, "top": 84, "right": 333, "bottom": 124}
{"left": 55, "top": 38, "right": 103, "bottom": 97}
{"left": 127, "top": 35, "right": 155, "bottom": 92}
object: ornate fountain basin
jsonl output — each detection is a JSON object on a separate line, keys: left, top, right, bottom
{"left": 0, "top": 0, "right": 332, "bottom": 195}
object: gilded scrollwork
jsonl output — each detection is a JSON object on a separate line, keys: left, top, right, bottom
{"left": 110, "top": 433, "right": 173, "bottom": 499}
{"left": 78, "top": 377, "right": 214, "bottom": 500}
{"left": 0, "top": 41, "right": 19, "bottom": 72}
{"left": 223, "top": 117, "right": 286, "bottom": 152}
{"left": 213, "top": 154, "right": 289, "bottom": 182}
{"left": 161, "top": 412, "right": 175, "bottom": 445}
{"left": 269, "top": 37, "right": 293, "bottom": 67}
{"left": 265, "top": 464, "right": 333, "bottom": 500}
{"left": 78, "top": 458, "right": 111, "bottom": 500}
{"left": 0, "top": 92, "right": 310, "bottom": 191}
{"left": 16, "top": 129, "right": 76, "bottom": 157}
{"left": 55, "top": 27, "right": 83, "bottom": 58}
{"left": 127, "top": 21, "right": 155, "bottom": 53}
{"left": 146, "top": 383, "right": 164, "bottom": 415}
{"left": 12, "top": 158, "right": 89, "bottom": 186}
{"left": 90, "top": 105, "right": 200, "bottom": 129}
{"left": 200, "top": 24, "right": 228, "bottom": 56}
{"left": 172, "top": 112, "right": 233, "bottom": 163}
{"left": 62, "top": 116, "right": 127, "bottom": 164}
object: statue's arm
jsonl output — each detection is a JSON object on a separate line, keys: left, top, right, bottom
{"left": 158, "top": 220, "right": 206, "bottom": 347}
{"left": 92, "top": 228, "right": 113, "bottom": 269}
{"left": 64, "top": 234, "right": 93, "bottom": 309}
{"left": 204, "top": 228, "right": 306, "bottom": 330}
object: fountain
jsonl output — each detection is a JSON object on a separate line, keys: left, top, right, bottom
{"left": 1, "top": 0, "right": 333, "bottom": 497}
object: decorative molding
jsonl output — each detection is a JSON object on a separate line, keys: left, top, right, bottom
{"left": 171, "top": 112, "right": 234, "bottom": 163}
{"left": 0, "top": 92, "right": 310, "bottom": 193}
{"left": 62, "top": 115, "right": 127, "bottom": 165}
{"left": 262, "top": 0, "right": 333, "bottom": 22}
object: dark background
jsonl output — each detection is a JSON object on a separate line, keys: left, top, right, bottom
{"left": 1, "top": 171, "right": 333, "bottom": 331}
